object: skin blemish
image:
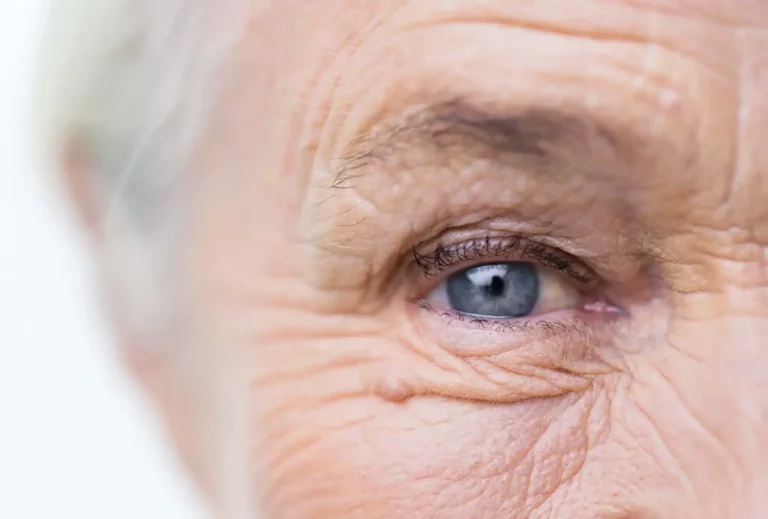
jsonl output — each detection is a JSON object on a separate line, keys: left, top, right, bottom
{"left": 364, "top": 365, "right": 421, "bottom": 403}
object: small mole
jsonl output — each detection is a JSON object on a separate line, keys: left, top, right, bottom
{"left": 369, "top": 368, "right": 419, "bottom": 403}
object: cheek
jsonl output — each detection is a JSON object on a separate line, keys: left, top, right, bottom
{"left": 242, "top": 325, "right": 662, "bottom": 519}
{"left": 249, "top": 376, "right": 575, "bottom": 518}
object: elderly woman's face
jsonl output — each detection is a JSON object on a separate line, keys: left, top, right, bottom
{"left": 98, "top": 0, "right": 768, "bottom": 517}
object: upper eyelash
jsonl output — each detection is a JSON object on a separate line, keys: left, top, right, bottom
{"left": 411, "top": 234, "right": 596, "bottom": 283}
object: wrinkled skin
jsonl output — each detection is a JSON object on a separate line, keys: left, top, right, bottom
{"left": 75, "top": 0, "right": 768, "bottom": 517}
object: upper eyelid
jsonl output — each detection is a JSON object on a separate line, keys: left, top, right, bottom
{"left": 412, "top": 235, "right": 523, "bottom": 277}
{"left": 411, "top": 235, "right": 598, "bottom": 285}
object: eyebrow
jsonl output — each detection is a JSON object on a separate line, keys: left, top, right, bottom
{"left": 331, "top": 99, "right": 637, "bottom": 188}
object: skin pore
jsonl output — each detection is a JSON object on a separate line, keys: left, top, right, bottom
{"left": 79, "top": 0, "right": 768, "bottom": 517}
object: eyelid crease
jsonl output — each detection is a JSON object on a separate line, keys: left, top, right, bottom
{"left": 412, "top": 234, "right": 599, "bottom": 285}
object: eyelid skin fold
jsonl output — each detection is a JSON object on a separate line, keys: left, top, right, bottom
{"left": 393, "top": 231, "right": 627, "bottom": 404}
{"left": 412, "top": 234, "right": 600, "bottom": 285}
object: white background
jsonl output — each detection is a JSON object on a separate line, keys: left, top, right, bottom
{"left": 0, "top": 2, "right": 203, "bottom": 517}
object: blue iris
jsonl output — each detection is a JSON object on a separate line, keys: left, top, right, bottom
{"left": 446, "top": 262, "right": 539, "bottom": 318}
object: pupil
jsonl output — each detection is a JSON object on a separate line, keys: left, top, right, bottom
{"left": 486, "top": 275, "right": 505, "bottom": 297}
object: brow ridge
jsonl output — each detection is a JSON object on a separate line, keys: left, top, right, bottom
{"left": 330, "top": 99, "right": 634, "bottom": 188}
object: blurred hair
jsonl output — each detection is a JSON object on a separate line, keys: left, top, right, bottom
{"left": 34, "top": 0, "right": 245, "bottom": 221}
{"left": 33, "top": 0, "right": 246, "bottom": 337}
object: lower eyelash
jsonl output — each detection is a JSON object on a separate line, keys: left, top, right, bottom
{"left": 417, "top": 298, "right": 588, "bottom": 336}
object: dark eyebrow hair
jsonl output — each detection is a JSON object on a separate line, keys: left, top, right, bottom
{"left": 331, "top": 99, "right": 636, "bottom": 188}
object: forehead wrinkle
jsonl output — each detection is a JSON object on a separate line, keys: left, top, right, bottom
{"left": 620, "top": 0, "right": 768, "bottom": 27}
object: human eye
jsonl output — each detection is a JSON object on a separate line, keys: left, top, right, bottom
{"left": 413, "top": 235, "right": 622, "bottom": 331}
{"left": 427, "top": 260, "right": 579, "bottom": 319}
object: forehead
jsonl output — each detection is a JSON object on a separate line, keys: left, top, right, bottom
{"left": 259, "top": 0, "right": 768, "bottom": 40}
{"left": 249, "top": 0, "right": 766, "bottom": 126}
{"left": 220, "top": 0, "right": 768, "bottom": 245}
{"left": 252, "top": 0, "right": 763, "bottom": 154}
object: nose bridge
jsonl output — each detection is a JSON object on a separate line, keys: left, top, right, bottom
{"left": 729, "top": 480, "right": 768, "bottom": 519}
{"left": 700, "top": 315, "right": 768, "bottom": 426}
{"left": 715, "top": 468, "right": 768, "bottom": 519}
{"left": 660, "top": 291, "right": 768, "bottom": 495}
{"left": 668, "top": 249, "right": 768, "bottom": 358}
{"left": 668, "top": 292, "right": 768, "bottom": 415}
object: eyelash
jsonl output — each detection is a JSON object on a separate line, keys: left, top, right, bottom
{"left": 416, "top": 296, "right": 587, "bottom": 333}
{"left": 402, "top": 232, "right": 625, "bottom": 377}
{"left": 411, "top": 234, "right": 597, "bottom": 285}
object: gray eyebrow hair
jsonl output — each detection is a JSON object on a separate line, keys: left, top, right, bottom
{"left": 330, "top": 99, "right": 634, "bottom": 189}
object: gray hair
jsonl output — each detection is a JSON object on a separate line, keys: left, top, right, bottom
{"left": 33, "top": 0, "right": 248, "bottom": 336}
{"left": 34, "top": 0, "right": 247, "bottom": 221}
{"left": 35, "top": 5, "right": 266, "bottom": 513}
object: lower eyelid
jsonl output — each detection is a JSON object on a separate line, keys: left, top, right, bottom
{"left": 418, "top": 300, "right": 585, "bottom": 340}
{"left": 410, "top": 293, "right": 623, "bottom": 353}
{"left": 396, "top": 303, "right": 619, "bottom": 404}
